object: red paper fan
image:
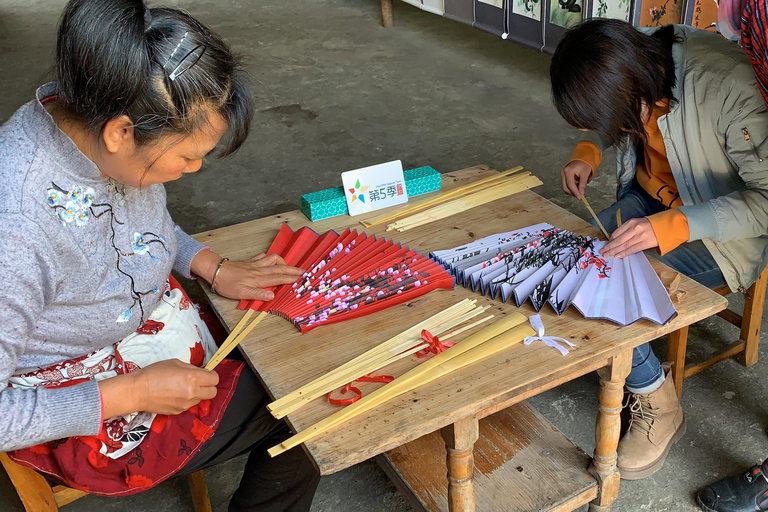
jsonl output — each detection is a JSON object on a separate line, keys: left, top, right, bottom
{"left": 238, "top": 223, "right": 455, "bottom": 333}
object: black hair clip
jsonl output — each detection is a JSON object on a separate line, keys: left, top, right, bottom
{"left": 163, "top": 32, "right": 208, "bottom": 82}
{"left": 168, "top": 45, "right": 207, "bottom": 81}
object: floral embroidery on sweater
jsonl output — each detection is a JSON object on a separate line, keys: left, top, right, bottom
{"left": 132, "top": 232, "right": 171, "bottom": 262}
{"left": 46, "top": 181, "right": 170, "bottom": 324}
{"left": 46, "top": 183, "right": 95, "bottom": 226}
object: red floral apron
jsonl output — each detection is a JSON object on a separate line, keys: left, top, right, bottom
{"left": 7, "top": 278, "right": 244, "bottom": 496}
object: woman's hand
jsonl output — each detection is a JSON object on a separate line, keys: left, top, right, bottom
{"left": 561, "top": 160, "right": 593, "bottom": 199}
{"left": 601, "top": 218, "right": 658, "bottom": 259}
{"left": 213, "top": 253, "right": 305, "bottom": 300}
{"left": 99, "top": 359, "right": 219, "bottom": 418}
{"left": 192, "top": 250, "right": 305, "bottom": 301}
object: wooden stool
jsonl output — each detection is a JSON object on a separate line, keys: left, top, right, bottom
{"left": 0, "top": 453, "right": 212, "bottom": 512}
{"left": 667, "top": 265, "right": 768, "bottom": 398}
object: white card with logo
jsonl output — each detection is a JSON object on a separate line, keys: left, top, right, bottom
{"left": 342, "top": 160, "right": 409, "bottom": 216}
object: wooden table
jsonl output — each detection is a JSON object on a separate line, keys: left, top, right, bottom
{"left": 193, "top": 165, "right": 727, "bottom": 511}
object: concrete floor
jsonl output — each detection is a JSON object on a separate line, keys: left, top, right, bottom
{"left": 1, "top": 0, "right": 767, "bottom": 510}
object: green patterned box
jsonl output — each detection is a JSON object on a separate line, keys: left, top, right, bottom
{"left": 301, "top": 166, "right": 441, "bottom": 222}
{"left": 404, "top": 166, "right": 441, "bottom": 197}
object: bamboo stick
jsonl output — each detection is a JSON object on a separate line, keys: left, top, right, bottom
{"left": 205, "top": 310, "right": 268, "bottom": 370}
{"left": 427, "top": 306, "right": 490, "bottom": 338}
{"left": 580, "top": 195, "right": 611, "bottom": 240}
{"left": 271, "top": 314, "right": 494, "bottom": 420}
{"left": 387, "top": 175, "right": 543, "bottom": 232}
{"left": 268, "top": 312, "right": 532, "bottom": 457}
{"left": 267, "top": 303, "right": 489, "bottom": 418}
{"left": 440, "top": 316, "right": 493, "bottom": 340}
{"left": 266, "top": 300, "right": 479, "bottom": 414}
{"left": 388, "top": 175, "right": 541, "bottom": 231}
{"left": 203, "top": 309, "right": 253, "bottom": 370}
{"left": 361, "top": 167, "right": 526, "bottom": 228}
{"left": 272, "top": 342, "right": 431, "bottom": 419}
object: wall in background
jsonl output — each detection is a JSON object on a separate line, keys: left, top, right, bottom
{"left": 399, "top": 0, "right": 728, "bottom": 54}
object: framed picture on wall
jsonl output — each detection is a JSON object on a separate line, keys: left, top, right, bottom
{"left": 444, "top": 0, "right": 476, "bottom": 26}
{"left": 543, "top": 0, "right": 585, "bottom": 52}
{"left": 591, "top": 0, "right": 632, "bottom": 21}
{"left": 683, "top": 0, "right": 719, "bottom": 32}
{"left": 632, "top": 0, "right": 683, "bottom": 26}
{"left": 506, "top": 0, "right": 545, "bottom": 49}
{"left": 474, "top": 0, "right": 508, "bottom": 36}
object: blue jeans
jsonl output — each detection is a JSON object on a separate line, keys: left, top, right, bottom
{"left": 591, "top": 182, "right": 726, "bottom": 392}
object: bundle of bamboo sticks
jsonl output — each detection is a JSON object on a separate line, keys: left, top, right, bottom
{"left": 268, "top": 311, "right": 535, "bottom": 457}
{"left": 267, "top": 299, "right": 491, "bottom": 420}
{"left": 205, "top": 309, "right": 267, "bottom": 371}
{"left": 360, "top": 167, "right": 542, "bottom": 233}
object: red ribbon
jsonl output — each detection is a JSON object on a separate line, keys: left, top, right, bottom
{"left": 327, "top": 372, "right": 394, "bottom": 406}
{"left": 327, "top": 330, "right": 455, "bottom": 406}
{"left": 416, "top": 329, "right": 455, "bottom": 358}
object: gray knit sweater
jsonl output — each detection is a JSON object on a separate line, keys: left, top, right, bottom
{"left": 0, "top": 83, "right": 208, "bottom": 451}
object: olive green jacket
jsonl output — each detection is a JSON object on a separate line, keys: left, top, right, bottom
{"left": 584, "top": 25, "right": 768, "bottom": 292}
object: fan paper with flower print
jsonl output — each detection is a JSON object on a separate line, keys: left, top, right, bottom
{"left": 430, "top": 223, "right": 677, "bottom": 326}
{"left": 238, "top": 223, "right": 455, "bottom": 333}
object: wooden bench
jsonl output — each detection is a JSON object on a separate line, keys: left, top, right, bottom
{"left": 378, "top": 401, "right": 597, "bottom": 512}
{"left": 0, "top": 453, "right": 212, "bottom": 512}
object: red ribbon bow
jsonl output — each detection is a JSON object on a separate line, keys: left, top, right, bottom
{"left": 416, "top": 329, "right": 455, "bottom": 358}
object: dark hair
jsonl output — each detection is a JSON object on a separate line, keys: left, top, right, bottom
{"left": 55, "top": 0, "right": 251, "bottom": 156}
{"left": 550, "top": 19, "right": 678, "bottom": 148}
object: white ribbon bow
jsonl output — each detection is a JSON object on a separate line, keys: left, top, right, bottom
{"left": 523, "top": 314, "right": 577, "bottom": 356}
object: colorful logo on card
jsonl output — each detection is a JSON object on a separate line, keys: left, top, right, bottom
{"left": 348, "top": 179, "right": 370, "bottom": 203}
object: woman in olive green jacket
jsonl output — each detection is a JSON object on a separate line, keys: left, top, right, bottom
{"left": 551, "top": 19, "right": 768, "bottom": 486}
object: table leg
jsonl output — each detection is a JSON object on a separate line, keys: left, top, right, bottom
{"left": 441, "top": 415, "right": 479, "bottom": 512}
{"left": 381, "top": 0, "right": 394, "bottom": 27}
{"left": 588, "top": 350, "right": 632, "bottom": 512}
{"left": 666, "top": 325, "right": 689, "bottom": 399}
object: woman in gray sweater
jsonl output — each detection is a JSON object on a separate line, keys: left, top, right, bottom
{"left": 0, "top": 0, "right": 319, "bottom": 509}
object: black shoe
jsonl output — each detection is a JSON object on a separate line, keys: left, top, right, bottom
{"left": 697, "top": 466, "right": 768, "bottom": 512}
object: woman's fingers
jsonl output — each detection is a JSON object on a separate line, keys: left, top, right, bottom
{"left": 248, "top": 271, "right": 304, "bottom": 288}
{"left": 561, "top": 168, "right": 571, "bottom": 196}
{"left": 254, "top": 253, "right": 290, "bottom": 267}
{"left": 601, "top": 225, "right": 634, "bottom": 256}
{"left": 605, "top": 239, "right": 646, "bottom": 259}
{"left": 132, "top": 360, "right": 220, "bottom": 415}
{"left": 601, "top": 218, "right": 658, "bottom": 258}
{"left": 251, "top": 254, "right": 304, "bottom": 275}
{"left": 194, "top": 365, "right": 220, "bottom": 386}
{"left": 197, "top": 384, "right": 219, "bottom": 401}
{"left": 562, "top": 168, "right": 580, "bottom": 197}
{"left": 240, "top": 288, "right": 276, "bottom": 301}
{"left": 577, "top": 175, "right": 588, "bottom": 199}
{"left": 561, "top": 161, "right": 592, "bottom": 199}
{"left": 279, "top": 265, "right": 306, "bottom": 276}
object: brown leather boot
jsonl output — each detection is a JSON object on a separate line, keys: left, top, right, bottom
{"left": 617, "top": 367, "right": 686, "bottom": 480}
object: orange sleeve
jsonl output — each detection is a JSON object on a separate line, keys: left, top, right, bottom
{"left": 647, "top": 209, "right": 690, "bottom": 256}
{"left": 567, "top": 141, "right": 603, "bottom": 176}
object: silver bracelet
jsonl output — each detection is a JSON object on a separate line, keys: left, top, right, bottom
{"left": 210, "top": 257, "right": 229, "bottom": 295}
